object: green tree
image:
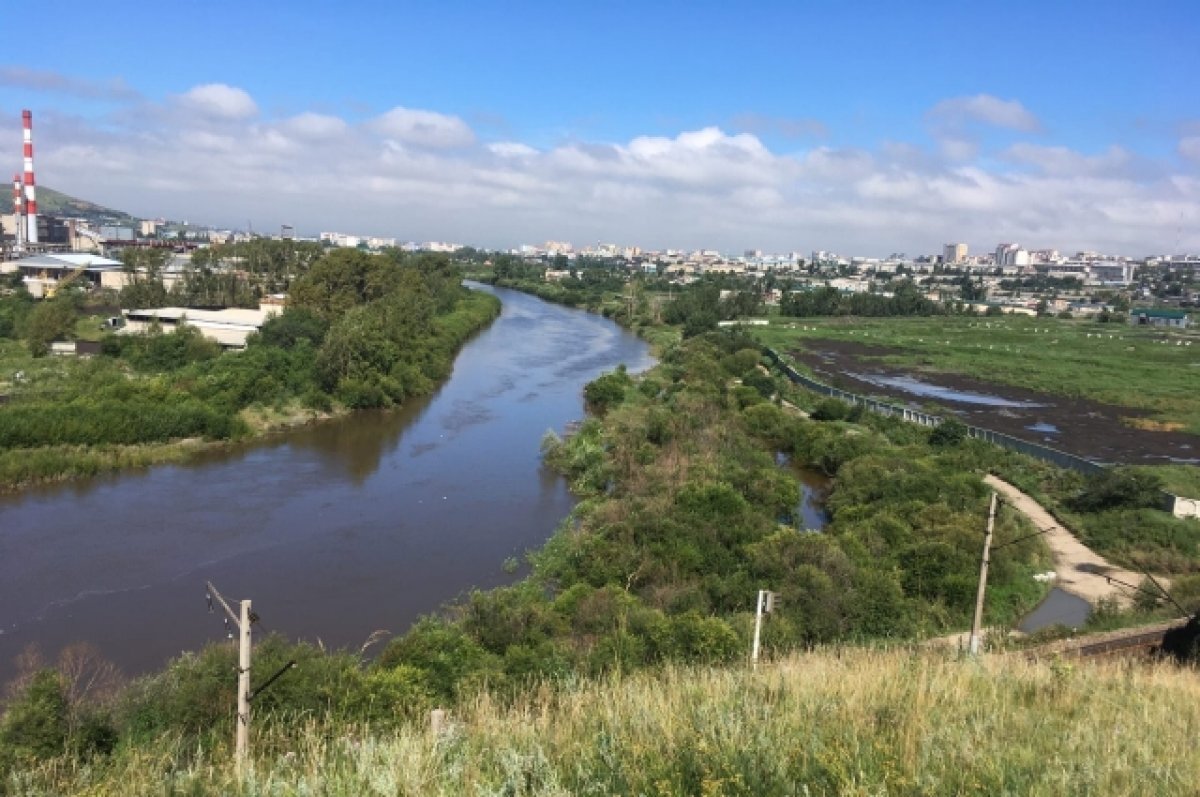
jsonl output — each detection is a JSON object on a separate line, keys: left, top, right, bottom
{"left": 25, "top": 295, "right": 77, "bottom": 356}
{"left": 0, "top": 669, "right": 68, "bottom": 771}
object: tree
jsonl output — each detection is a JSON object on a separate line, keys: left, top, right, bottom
{"left": 118, "top": 248, "right": 171, "bottom": 310}
{"left": 25, "top": 296, "right": 77, "bottom": 356}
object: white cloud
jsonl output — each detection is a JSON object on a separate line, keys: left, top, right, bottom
{"left": 17, "top": 81, "right": 1199, "bottom": 257}
{"left": 177, "top": 83, "right": 259, "bottom": 120}
{"left": 0, "top": 66, "right": 140, "bottom": 101}
{"left": 927, "top": 94, "right": 1041, "bottom": 133}
{"left": 372, "top": 106, "right": 474, "bottom": 148}
{"left": 1180, "top": 136, "right": 1200, "bottom": 164}
{"left": 488, "top": 141, "right": 538, "bottom": 158}
{"left": 280, "top": 112, "right": 348, "bottom": 140}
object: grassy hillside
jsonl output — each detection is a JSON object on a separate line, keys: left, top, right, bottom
{"left": 32, "top": 186, "right": 135, "bottom": 222}
{"left": 9, "top": 647, "right": 1197, "bottom": 795}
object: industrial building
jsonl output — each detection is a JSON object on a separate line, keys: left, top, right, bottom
{"left": 121, "top": 304, "right": 281, "bottom": 349}
{"left": 3, "top": 252, "right": 124, "bottom": 297}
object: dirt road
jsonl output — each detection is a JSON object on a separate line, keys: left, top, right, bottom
{"left": 983, "top": 474, "right": 1149, "bottom": 605}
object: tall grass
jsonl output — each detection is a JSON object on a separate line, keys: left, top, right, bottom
{"left": 11, "top": 647, "right": 1199, "bottom": 795}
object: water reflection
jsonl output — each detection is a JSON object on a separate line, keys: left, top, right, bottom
{"left": 0, "top": 284, "right": 654, "bottom": 680}
{"left": 850, "top": 373, "right": 1044, "bottom": 408}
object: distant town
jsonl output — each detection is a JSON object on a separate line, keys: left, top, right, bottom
{"left": 1, "top": 111, "right": 1196, "bottom": 334}
{"left": 5, "top": 201, "right": 1198, "bottom": 322}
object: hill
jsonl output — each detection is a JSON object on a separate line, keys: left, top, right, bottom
{"left": 8, "top": 647, "right": 1198, "bottom": 795}
{"left": 33, "top": 186, "right": 136, "bottom": 224}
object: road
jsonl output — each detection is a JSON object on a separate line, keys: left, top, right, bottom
{"left": 983, "top": 474, "right": 1151, "bottom": 605}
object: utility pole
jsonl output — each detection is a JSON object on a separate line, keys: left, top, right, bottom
{"left": 207, "top": 581, "right": 252, "bottom": 769}
{"left": 969, "top": 493, "right": 998, "bottom": 655}
{"left": 751, "top": 589, "right": 777, "bottom": 671}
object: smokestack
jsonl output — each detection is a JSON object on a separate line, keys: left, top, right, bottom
{"left": 11, "top": 173, "right": 22, "bottom": 249}
{"left": 22, "top": 110, "right": 37, "bottom": 245}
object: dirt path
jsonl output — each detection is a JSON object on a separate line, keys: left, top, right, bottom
{"left": 984, "top": 474, "right": 1148, "bottom": 605}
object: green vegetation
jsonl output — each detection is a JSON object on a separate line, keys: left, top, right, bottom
{"left": 4, "top": 273, "right": 1198, "bottom": 792}
{"left": 1, "top": 330, "right": 1058, "bottom": 789}
{"left": 0, "top": 251, "right": 499, "bottom": 490}
{"left": 8, "top": 649, "right": 1200, "bottom": 795}
{"left": 930, "top": 442, "right": 1200, "bottom": 574}
{"left": 756, "top": 314, "right": 1200, "bottom": 433}
{"left": 780, "top": 281, "right": 945, "bottom": 317}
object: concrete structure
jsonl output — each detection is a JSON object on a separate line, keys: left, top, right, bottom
{"left": 943, "top": 243, "right": 967, "bottom": 264}
{"left": 996, "top": 243, "right": 1030, "bottom": 268}
{"left": 21, "top": 111, "right": 38, "bottom": 244}
{"left": 121, "top": 304, "right": 281, "bottom": 348}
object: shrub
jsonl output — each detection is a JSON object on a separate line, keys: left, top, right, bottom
{"left": 929, "top": 418, "right": 968, "bottom": 447}
{"left": 1070, "top": 467, "right": 1165, "bottom": 513}
{"left": 583, "top": 366, "right": 632, "bottom": 414}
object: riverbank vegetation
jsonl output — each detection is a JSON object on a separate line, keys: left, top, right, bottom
{"left": 2, "top": 331, "right": 1064, "bottom": 790}
{"left": 0, "top": 251, "right": 499, "bottom": 491}
{"left": 7, "top": 648, "right": 1200, "bottom": 795}
{"left": 4, "top": 276, "right": 1196, "bottom": 791}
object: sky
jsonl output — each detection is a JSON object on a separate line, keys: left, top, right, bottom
{"left": 1, "top": 0, "right": 1198, "bottom": 256}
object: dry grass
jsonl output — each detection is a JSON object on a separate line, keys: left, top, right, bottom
{"left": 10, "top": 647, "right": 1200, "bottom": 795}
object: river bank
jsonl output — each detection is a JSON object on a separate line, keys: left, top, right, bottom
{"left": 0, "top": 285, "right": 653, "bottom": 681}
{"left": 0, "top": 285, "right": 500, "bottom": 494}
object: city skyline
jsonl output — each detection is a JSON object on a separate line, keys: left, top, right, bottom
{"left": 1, "top": 0, "right": 1197, "bottom": 256}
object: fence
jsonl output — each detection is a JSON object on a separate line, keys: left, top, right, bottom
{"left": 765, "top": 347, "right": 1108, "bottom": 476}
{"left": 763, "top": 347, "right": 1200, "bottom": 516}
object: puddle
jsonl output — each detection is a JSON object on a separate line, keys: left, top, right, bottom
{"left": 775, "top": 452, "right": 831, "bottom": 531}
{"left": 849, "top": 373, "right": 1045, "bottom": 408}
{"left": 1026, "top": 422, "right": 1060, "bottom": 434}
{"left": 1018, "top": 588, "right": 1092, "bottom": 633}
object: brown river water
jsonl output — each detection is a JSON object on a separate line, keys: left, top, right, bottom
{"left": 0, "top": 284, "right": 660, "bottom": 681}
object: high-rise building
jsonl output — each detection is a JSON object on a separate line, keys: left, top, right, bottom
{"left": 996, "top": 243, "right": 1030, "bottom": 268}
{"left": 943, "top": 243, "right": 968, "bottom": 264}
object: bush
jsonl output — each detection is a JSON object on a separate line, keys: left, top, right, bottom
{"left": 929, "top": 418, "right": 968, "bottom": 447}
{"left": 811, "top": 398, "right": 853, "bottom": 421}
{"left": 583, "top": 366, "right": 632, "bottom": 414}
{"left": 1070, "top": 467, "right": 1165, "bottom": 513}
{"left": 0, "top": 670, "right": 68, "bottom": 772}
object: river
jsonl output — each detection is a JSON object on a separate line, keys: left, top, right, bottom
{"left": 0, "top": 284, "right": 655, "bottom": 682}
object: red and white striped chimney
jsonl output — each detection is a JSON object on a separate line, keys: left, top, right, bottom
{"left": 11, "top": 173, "right": 22, "bottom": 248}
{"left": 22, "top": 110, "right": 37, "bottom": 244}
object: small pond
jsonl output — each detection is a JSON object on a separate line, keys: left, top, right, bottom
{"left": 850, "top": 373, "right": 1045, "bottom": 408}
{"left": 1018, "top": 588, "right": 1092, "bottom": 633}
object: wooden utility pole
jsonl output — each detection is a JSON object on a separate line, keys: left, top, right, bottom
{"left": 968, "top": 493, "right": 998, "bottom": 655}
{"left": 207, "top": 581, "right": 252, "bottom": 769}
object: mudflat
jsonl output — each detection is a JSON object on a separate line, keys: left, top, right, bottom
{"left": 789, "top": 338, "right": 1200, "bottom": 465}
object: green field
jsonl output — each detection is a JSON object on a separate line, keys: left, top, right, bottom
{"left": 755, "top": 315, "right": 1200, "bottom": 434}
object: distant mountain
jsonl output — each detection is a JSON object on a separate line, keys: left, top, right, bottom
{"left": 35, "top": 186, "right": 137, "bottom": 224}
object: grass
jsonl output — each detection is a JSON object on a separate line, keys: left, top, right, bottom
{"left": 10, "top": 647, "right": 1200, "bottom": 795}
{"left": 756, "top": 314, "right": 1200, "bottom": 433}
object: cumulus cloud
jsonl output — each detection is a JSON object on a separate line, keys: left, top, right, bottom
{"left": 372, "top": 107, "right": 475, "bottom": 148}
{"left": 280, "top": 112, "right": 348, "bottom": 140}
{"left": 927, "top": 94, "right": 1041, "bottom": 133}
{"left": 488, "top": 141, "right": 538, "bottom": 158}
{"left": 177, "top": 83, "right": 259, "bottom": 120}
{"left": 17, "top": 79, "right": 1199, "bottom": 256}
{"left": 0, "top": 66, "right": 140, "bottom": 101}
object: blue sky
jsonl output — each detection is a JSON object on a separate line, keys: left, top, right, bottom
{"left": 1, "top": 0, "right": 1198, "bottom": 254}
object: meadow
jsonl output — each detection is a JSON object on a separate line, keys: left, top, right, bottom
{"left": 8, "top": 648, "right": 1199, "bottom": 796}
